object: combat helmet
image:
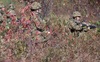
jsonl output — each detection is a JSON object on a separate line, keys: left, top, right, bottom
{"left": 72, "top": 11, "right": 81, "bottom": 17}
{"left": 7, "top": 4, "right": 15, "bottom": 10}
{"left": 30, "top": 2, "right": 41, "bottom": 10}
{"left": 0, "top": 3, "right": 5, "bottom": 8}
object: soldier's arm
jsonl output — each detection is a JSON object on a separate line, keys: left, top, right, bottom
{"left": 69, "top": 21, "right": 82, "bottom": 30}
{"left": 35, "top": 19, "right": 46, "bottom": 30}
{"left": 82, "top": 27, "right": 90, "bottom": 32}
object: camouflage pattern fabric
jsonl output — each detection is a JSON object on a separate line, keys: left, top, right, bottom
{"left": 30, "top": 11, "right": 46, "bottom": 31}
{"left": 32, "top": 30, "right": 50, "bottom": 43}
{"left": 67, "top": 18, "right": 82, "bottom": 30}
{"left": 32, "top": 30, "right": 45, "bottom": 43}
{"left": 7, "top": 4, "right": 15, "bottom": 10}
{"left": 5, "top": 9, "right": 16, "bottom": 25}
{"left": 30, "top": 2, "right": 49, "bottom": 43}
{"left": 67, "top": 18, "right": 89, "bottom": 37}
{"left": 7, "top": 9, "right": 16, "bottom": 16}
{"left": 30, "top": 11, "right": 48, "bottom": 43}
{"left": 72, "top": 11, "right": 81, "bottom": 17}
{"left": 0, "top": 3, "right": 5, "bottom": 8}
{"left": 30, "top": 2, "right": 41, "bottom": 10}
{"left": 30, "top": 2, "right": 44, "bottom": 30}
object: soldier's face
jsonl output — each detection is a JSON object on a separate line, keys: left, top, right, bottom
{"left": 2, "top": 8, "right": 5, "bottom": 11}
{"left": 76, "top": 16, "right": 81, "bottom": 21}
{"left": 38, "top": 9, "right": 42, "bottom": 13}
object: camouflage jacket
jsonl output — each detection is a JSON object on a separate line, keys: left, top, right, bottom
{"left": 30, "top": 12, "right": 50, "bottom": 43}
{"left": 67, "top": 18, "right": 82, "bottom": 31}
{"left": 67, "top": 18, "right": 90, "bottom": 32}
{"left": 30, "top": 11, "right": 46, "bottom": 31}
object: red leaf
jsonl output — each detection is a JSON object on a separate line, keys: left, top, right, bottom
{"left": 2, "top": 22, "right": 5, "bottom": 26}
{"left": 4, "top": 17, "right": 7, "bottom": 20}
{"left": 15, "top": 0, "right": 18, "bottom": 2}
{"left": 22, "top": 24, "right": 26, "bottom": 28}
{"left": 36, "top": 37, "right": 39, "bottom": 40}
{"left": 35, "top": 22, "right": 39, "bottom": 27}
{"left": 27, "top": 30, "right": 30, "bottom": 34}
{"left": 21, "top": 14, "right": 26, "bottom": 17}
{"left": 45, "top": 26, "right": 48, "bottom": 29}
{"left": 26, "top": 20, "right": 31, "bottom": 24}
{"left": 35, "top": 31, "right": 40, "bottom": 35}
{"left": 36, "top": 15, "right": 38, "bottom": 18}
{"left": 69, "top": 35, "right": 72, "bottom": 39}
{"left": 0, "top": 26, "right": 4, "bottom": 32}
{"left": 22, "top": 9, "right": 25, "bottom": 13}
{"left": 7, "top": 35, "right": 10, "bottom": 40}
{"left": 30, "top": 12, "right": 34, "bottom": 16}
{"left": 96, "top": 1, "right": 98, "bottom": 4}
{"left": 11, "top": 42, "right": 14, "bottom": 45}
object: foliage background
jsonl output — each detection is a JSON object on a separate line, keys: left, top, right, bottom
{"left": 0, "top": 0, "right": 100, "bottom": 62}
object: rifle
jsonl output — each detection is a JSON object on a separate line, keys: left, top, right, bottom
{"left": 74, "top": 20, "right": 97, "bottom": 29}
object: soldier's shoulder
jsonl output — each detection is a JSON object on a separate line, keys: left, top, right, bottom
{"left": 68, "top": 18, "right": 74, "bottom": 23}
{"left": 69, "top": 18, "right": 74, "bottom": 21}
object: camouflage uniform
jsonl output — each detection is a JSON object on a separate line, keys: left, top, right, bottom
{"left": 30, "top": 2, "right": 46, "bottom": 30}
{"left": 6, "top": 4, "right": 16, "bottom": 24}
{"left": 7, "top": 4, "right": 16, "bottom": 15}
{"left": 30, "top": 2, "right": 50, "bottom": 43}
{"left": 7, "top": 4, "right": 15, "bottom": 10}
{"left": 3, "top": 4, "right": 17, "bottom": 30}
{"left": 67, "top": 11, "right": 89, "bottom": 37}
{"left": 0, "top": 3, "right": 5, "bottom": 24}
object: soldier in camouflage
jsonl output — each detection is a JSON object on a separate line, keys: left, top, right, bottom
{"left": 6, "top": 4, "right": 16, "bottom": 24}
{"left": 7, "top": 4, "right": 16, "bottom": 16}
{"left": 30, "top": 2, "right": 46, "bottom": 30}
{"left": 0, "top": 3, "right": 5, "bottom": 24}
{"left": 67, "top": 11, "right": 90, "bottom": 37}
{"left": 30, "top": 2, "right": 50, "bottom": 43}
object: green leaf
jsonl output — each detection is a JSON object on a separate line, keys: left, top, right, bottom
{"left": 96, "top": 21, "right": 100, "bottom": 25}
{"left": 97, "top": 28, "right": 100, "bottom": 32}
